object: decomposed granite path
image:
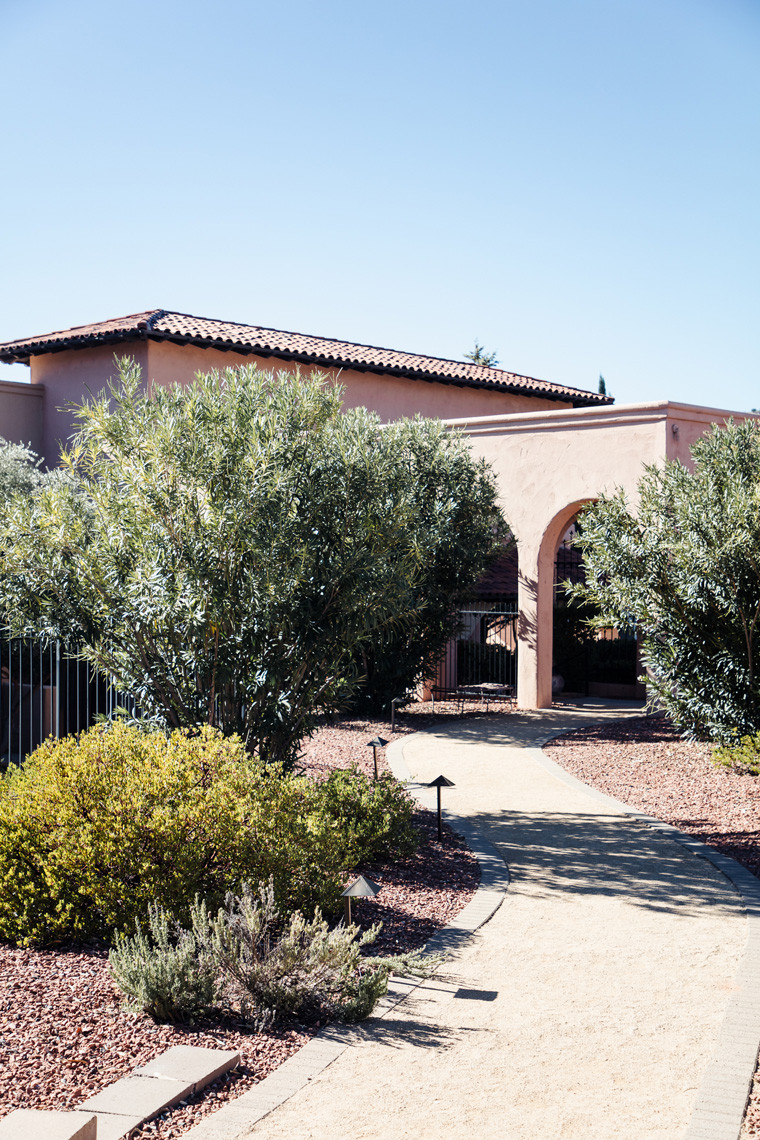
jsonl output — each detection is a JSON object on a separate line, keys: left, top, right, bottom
{"left": 189, "top": 705, "right": 754, "bottom": 1140}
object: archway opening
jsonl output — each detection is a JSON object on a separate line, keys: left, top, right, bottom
{"left": 551, "top": 517, "right": 642, "bottom": 701}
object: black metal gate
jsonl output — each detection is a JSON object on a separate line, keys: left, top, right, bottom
{"left": 436, "top": 599, "right": 518, "bottom": 694}
{"left": 553, "top": 541, "right": 640, "bottom": 698}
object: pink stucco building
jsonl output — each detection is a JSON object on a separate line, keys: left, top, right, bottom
{"left": 0, "top": 309, "right": 751, "bottom": 710}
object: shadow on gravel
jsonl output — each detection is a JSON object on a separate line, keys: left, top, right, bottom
{"left": 359, "top": 1015, "right": 459, "bottom": 1051}
{"left": 468, "top": 809, "right": 739, "bottom": 918}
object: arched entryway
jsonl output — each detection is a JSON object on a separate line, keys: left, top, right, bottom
{"left": 551, "top": 518, "right": 642, "bottom": 701}
{"left": 442, "top": 399, "right": 751, "bottom": 708}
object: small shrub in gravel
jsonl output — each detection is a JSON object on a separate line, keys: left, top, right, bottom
{"left": 108, "top": 901, "right": 220, "bottom": 1023}
{"left": 0, "top": 722, "right": 419, "bottom": 946}
{"left": 110, "top": 881, "right": 390, "bottom": 1026}
{"left": 311, "top": 766, "right": 417, "bottom": 867}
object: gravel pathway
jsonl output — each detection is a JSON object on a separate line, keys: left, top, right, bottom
{"left": 240, "top": 708, "right": 745, "bottom": 1140}
{"left": 543, "top": 713, "right": 760, "bottom": 1139}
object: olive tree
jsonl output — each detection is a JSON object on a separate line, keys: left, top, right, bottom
{"left": 0, "top": 439, "right": 43, "bottom": 500}
{"left": 350, "top": 426, "right": 514, "bottom": 712}
{"left": 0, "top": 360, "right": 506, "bottom": 766}
{"left": 570, "top": 419, "right": 760, "bottom": 741}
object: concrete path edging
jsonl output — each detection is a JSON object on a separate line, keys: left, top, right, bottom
{"left": 182, "top": 739, "right": 510, "bottom": 1140}
{"left": 534, "top": 732, "right": 760, "bottom": 1140}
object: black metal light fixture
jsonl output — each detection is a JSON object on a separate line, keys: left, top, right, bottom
{"left": 341, "top": 874, "right": 381, "bottom": 926}
{"left": 427, "top": 774, "right": 455, "bottom": 841}
{"left": 366, "top": 736, "right": 388, "bottom": 781}
{"left": 390, "top": 697, "right": 402, "bottom": 734}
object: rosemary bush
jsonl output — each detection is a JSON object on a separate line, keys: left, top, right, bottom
{"left": 109, "top": 881, "right": 397, "bottom": 1026}
{"left": 109, "top": 902, "right": 219, "bottom": 1023}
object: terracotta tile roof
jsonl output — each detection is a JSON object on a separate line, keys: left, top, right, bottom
{"left": 0, "top": 309, "right": 613, "bottom": 406}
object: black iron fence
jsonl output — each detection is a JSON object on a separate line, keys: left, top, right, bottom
{"left": 434, "top": 600, "right": 518, "bottom": 694}
{"left": 1, "top": 638, "right": 137, "bottom": 768}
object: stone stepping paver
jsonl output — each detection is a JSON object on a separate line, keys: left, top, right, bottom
{"left": 0, "top": 1110, "right": 96, "bottom": 1140}
{"left": 74, "top": 1113, "right": 144, "bottom": 1140}
{"left": 80, "top": 1073, "right": 197, "bottom": 1121}
{"left": 0, "top": 1046, "right": 240, "bottom": 1140}
{"left": 135, "top": 1045, "right": 241, "bottom": 1088}
{"left": 78, "top": 1046, "right": 240, "bottom": 1138}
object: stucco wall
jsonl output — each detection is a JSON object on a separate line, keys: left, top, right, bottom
{"left": 665, "top": 401, "right": 753, "bottom": 468}
{"left": 145, "top": 340, "right": 571, "bottom": 420}
{"left": 31, "top": 343, "right": 149, "bottom": 465}
{"left": 0, "top": 381, "right": 44, "bottom": 454}
{"left": 28, "top": 338, "right": 575, "bottom": 464}
{"left": 456, "top": 404, "right": 670, "bottom": 545}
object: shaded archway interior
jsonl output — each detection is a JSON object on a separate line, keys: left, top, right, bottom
{"left": 550, "top": 512, "right": 642, "bottom": 701}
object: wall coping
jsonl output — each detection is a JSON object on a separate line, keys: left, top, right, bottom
{"left": 0, "top": 379, "right": 43, "bottom": 397}
{"left": 443, "top": 399, "right": 757, "bottom": 436}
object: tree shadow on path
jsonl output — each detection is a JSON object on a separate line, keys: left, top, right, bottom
{"left": 354, "top": 1013, "right": 461, "bottom": 1052}
{"left": 469, "top": 808, "right": 740, "bottom": 919}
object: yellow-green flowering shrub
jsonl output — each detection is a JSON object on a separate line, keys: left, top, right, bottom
{"left": 713, "top": 731, "right": 760, "bottom": 775}
{"left": 0, "top": 723, "right": 417, "bottom": 946}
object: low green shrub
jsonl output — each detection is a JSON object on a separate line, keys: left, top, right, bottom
{"left": 110, "top": 881, "right": 390, "bottom": 1025}
{"left": 108, "top": 901, "right": 220, "bottom": 1023}
{"left": 0, "top": 723, "right": 419, "bottom": 946}
{"left": 713, "top": 732, "right": 760, "bottom": 775}
{"left": 0, "top": 722, "right": 250, "bottom": 944}
{"left": 311, "top": 767, "right": 417, "bottom": 869}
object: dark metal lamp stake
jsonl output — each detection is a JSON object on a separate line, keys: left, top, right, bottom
{"left": 341, "top": 874, "right": 381, "bottom": 926}
{"left": 366, "top": 736, "right": 388, "bottom": 782}
{"left": 427, "top": 774, "right": 455, "bottom": 841}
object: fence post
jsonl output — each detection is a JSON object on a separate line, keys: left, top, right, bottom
{"left": 55, "top": 641, "right": 61, "bottom": 739}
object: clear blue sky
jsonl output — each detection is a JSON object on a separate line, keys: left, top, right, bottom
{"left": 1, "top": 0, "right": 758, "bottom": 409}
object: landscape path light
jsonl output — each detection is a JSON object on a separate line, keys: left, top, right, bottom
{"left": 366, "top": 736, "right": 388, "bottom": 781}
{"left": 341, "top": 874, "right": 381, "bottom": 926}
{"left": 427, "top": 774, "right": 455, "bottom": 841}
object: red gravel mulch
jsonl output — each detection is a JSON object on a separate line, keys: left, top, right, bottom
{"left": 2, "top": 704, "right": 487, "bottom": 1136}
{"left": 542, "top": 714, "right": 760, "bottom": 1138}
{"left": 543, "top": 714, "right": 760, "bottom": 875}
{"left": 0, "top": 946, "right": 310, "bottom": 1136}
